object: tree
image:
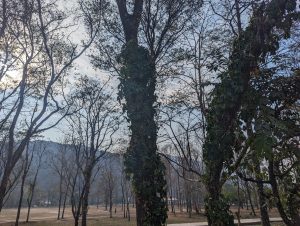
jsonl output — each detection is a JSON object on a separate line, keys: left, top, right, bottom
{"left": 239, "top": 34, "right": 300, "bottom": 224}
{"left": 203, "top": 1, "right": 299, "bottom": 225}
{"left": 0, "top": 0, "right": 98, "bottom": 210}
{"left": 15, "top": 143, "right": 34, "bottom": 226}
{"left": 91, "top": 1, "right": 203, "bottom": 224}
{"left": 25, "top": 142, "right": 45, "bottom": 223}
{"left": 49, "top": 140, "right": 70, "bottom": 220}
{"left": 101, "top": 157, "right": 116, "bottom": 218}
{"left": 66, "top": 75, "right": 119, "bottom": 226}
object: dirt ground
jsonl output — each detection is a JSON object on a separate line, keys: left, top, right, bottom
{"left": 0, "top": 206, "right": 205, "bottom": 225}
{"left": 0, "top": 206, "right": 282, "bottom": 226}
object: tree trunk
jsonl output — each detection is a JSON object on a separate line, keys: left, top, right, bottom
{"left": 0, "top": 168, "right": 12, "bottom": 212}
{"left": 119, "top": 41, "right": 168, "bottom": 226}
{"left": 202, "top": 1, "right": 297, "bottom": 225}
{"left": 254, "top": 161, "right": 270, "bottom": 226}
{"left": 135, "top": 197, "right": 145, "bottom": 226}
{"left": 15, "top": 171, "right": 27, "bottom": 226}
{"left": 74, "top": 216, "right": 79, "bottom": 226}
{"left": 116, "top": 1, "right": 167, "bottom": 225}
{"left": 206, "top": 182, "right": 234, "bottom": 226}
{"left": 236, "top": 178, "right": 241, "bottom": 226}
{"left": 245, "top": 181, "right": 256, "bottom": 216}
{"left": 61, "top": 189, "right": 68, "bottom": 219}
{"left": 26, "top": 172, "right": 38, "bottom": 222}
{"left": 268, "top": 158, "right": 294, "bottom": 225}
{"left": 104, "top": 189, "right": 108, "bottom": 211}
{"left": 256, "top": 181, "right": 270, "bottom": 226}
{"left": 109, "top": 189, "right": 113, "bottom": 218}
{"left": 127, "top": 200, "right": 131, "bottom": 221}
{"left": 57, "top": 174, "right": 63, "bottom": 220}
{"left": 81, "top": 170, "right": 91, "bottom": 226}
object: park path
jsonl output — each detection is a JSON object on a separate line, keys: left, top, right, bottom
{"left": 168, "top": 217, "right": 283, "bottom": 226}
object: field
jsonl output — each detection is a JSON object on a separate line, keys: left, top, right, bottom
{"left": 0, "top": 206, "right": 205, "bottom": 225}
{"left": 0, "top": 206, "right": 283, "bottom": 226}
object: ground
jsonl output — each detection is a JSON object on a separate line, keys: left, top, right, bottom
{"left": 0, "top": 206, "right": 283, "bottom": 226}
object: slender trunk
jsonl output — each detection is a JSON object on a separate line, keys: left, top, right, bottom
{"left": 253, "top": 187, "right": 259, "bottom": 209}
{"left": 15, "top": 172, "right": 27, "bottom": 226}
{"left": 126, "top": 199, "right": 131, "bottom": 221}
{"left": 256, "top": 181, "right": 270, "bottom": 226}
{"left": 268, "top": 158, "right": 294, "bottom": 225}
{"left": 109, "top": 189, "right": 113, "bottom": 218}
{"left": 26, "top": 189, "right": 33, "bottom": 223}
{"left": 81, "top": 170, "right": 91, "bottom": 226}
{"left": 245, "top": 181, "right": 256, "bottom": 216}
{"left": 236, "top": 179, "right": 241, "bottom": 226}
{"left": 26, "top": 199, "right": 32, "bottom": 222}
{"left": 74, "top": 216, "right": 79, "bottom": 226}
{"left": 61, "top": 179, "right": 70, "bottom": 219}
{"left": 104, "top": 190, "right": 108, "bottom": 211}
{"left": 0, "top": 168, "right": 12, "bottom": 212}
{"left": 26, "top": 171, "right": 38, "bottom": 222}
{"left": 121, "top": 181, "right": 125, "bottom": 218}
{"left": 253, "top": 160, "right": 270, "bottom": 226}
{"left": 170, "top": 191, "right": 174, "bottom": 213}
{"left": 57, "top": 174, "right": 63, "bottom": 220}
{"left": 61, "top": 188, "right": 68, "bottom": 219}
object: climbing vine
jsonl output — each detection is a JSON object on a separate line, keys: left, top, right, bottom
{"left": 118, "top": 41, "right": 168, "bottom": 226}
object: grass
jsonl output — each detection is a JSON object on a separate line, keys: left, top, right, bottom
{"left": 0, "top": 206, "right": 282, "bottom": 226}
{"left": 2, "top": 216, "right": 203, "bottom": 226}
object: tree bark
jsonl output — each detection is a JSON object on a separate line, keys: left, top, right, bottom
{"left": 57, "top": 173, "right": 63, "bottom": 220}
{"left": 268, "top": 158, "right": 294, "bottom": 225}
{"left": 256, "top": 182, "right": 270, "bottom": 226}
{"left": 81, "top": 170, "right": 91, "bottom": 226}
{"left": 61, "top": 185, "right": 69, "bottom": 219}
{"left": 203, "top": 1, "right": 298, "bottom": 225}
{"left": 109, "top": 189, "right": 113, "bottom": 218}
{"left": 245, "top": 181, "right": 256, "bottom": 216}
{"left": 15, "top": 169, "right": 27, "bottom": 226}
{"left": 254, "top": 161, "right": 270, "bottom": 226}
{"left": 116, "top": 1, "right": 167, "bottom": 225}
{"left": 26, "top": 167, "right": 39, "bottom": 222}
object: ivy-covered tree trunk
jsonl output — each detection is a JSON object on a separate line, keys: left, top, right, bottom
{"left": 118, "top": 41, "right": 168, "bottom": 226}
{"left": 203, "top": 1, "right": 298, "bottom": 225}
{"left": 115, "top": 1, "right": 167, "bottom": 225}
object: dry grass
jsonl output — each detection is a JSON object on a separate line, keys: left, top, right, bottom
{"left": 0, "top": 206, "right": 206, "bottom": 226}
{"left": 0, "top": 206, "right": 282, "bottom": 226}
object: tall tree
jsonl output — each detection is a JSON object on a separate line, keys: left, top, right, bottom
{"left": 116, "top": 1, "right": 168, "bottom": 222}
{"left": 203, "top": 1, "right": 299, "bottom": 225}
{"left": 67, "top": 75, "right": 119, "bottom": 226}
{"left": 0, "top": 0, "right": 98, "bottom": 210}
{"left": 91, "top": 1, "right": 202, "bottom": 224}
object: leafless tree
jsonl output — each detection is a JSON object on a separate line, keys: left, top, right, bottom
{"left": 15, "top": 143, "right": 34, "bottom": 226}
{"left": 66, "top": 75, "right": 120, "bottom": 226}
{"left": 49, "top": 139, "right": 70, "bottom": 220}
{"left": 25, "top": 142, "right": 45, "bottom": 222}
{"left": 100, "top": 157, "right": 116, "bottom": 219}
{"left": 0, "top": 0, "right": 99, "bottom": 211}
